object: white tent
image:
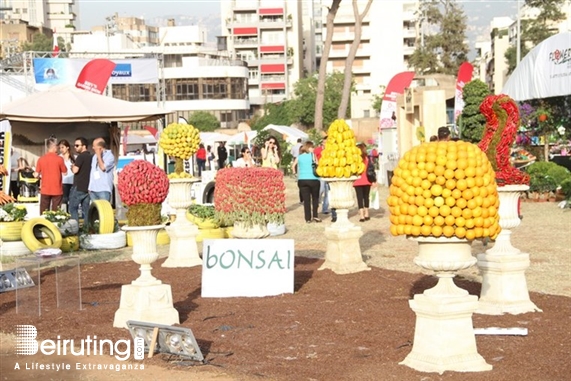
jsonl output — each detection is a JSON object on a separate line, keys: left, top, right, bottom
{"left": 0, "top": 84, "right": 168, "bottom": 122}
{"left": 263, "top": 124, "right": 308, "bottom": 144}
{"left": 226, "top": 130, "right": 258, "bottom": 146}
{"left": 502, "top": 32, "right": 571, "bottom": 101}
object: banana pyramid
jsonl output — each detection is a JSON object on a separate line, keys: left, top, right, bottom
{"left": 159, "top": 122, "right": 201, "bottom": 160}
{"left": 316, "top": 119, "right": 365, "bottom": 178}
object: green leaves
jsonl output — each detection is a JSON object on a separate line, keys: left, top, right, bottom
{"left": 187, "top": 111, "right": 220, "bottom": 132}
{"left": 459, "top": 79, "right": 491, "bottom": 143}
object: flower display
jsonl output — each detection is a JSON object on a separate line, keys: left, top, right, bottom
{"left": 316, "top": 119, "right": 365, "bottom": 178}
{"left": 42, "top": 209, "right": 71, "bottom": 227}
{"left": 214, "top": 168, "right": 286, "bottom": 227}
{"left": 117, "top": 160, "right": 169, "bottom": 226}
{"left": 387, "top": 140, "right": 500, "bottom": 240}
{"left": 0, "top": 203, "right": 27, "bottom": 222}
{"left": 158, "top": 122, "right": 200, "bottom": 179}
{"left": 478, "top": 94, "right": 530, "bottom": 186}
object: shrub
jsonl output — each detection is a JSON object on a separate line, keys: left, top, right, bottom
{"left": 526, "top": 161, "right": 571, "bottom": 187}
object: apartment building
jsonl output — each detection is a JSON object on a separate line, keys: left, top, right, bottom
{"left": 0, "top": 0, "right": 79, "bottom": 43}
{"left": 326, "top": 0, "right": 419, "bottom": 118}
{"left": 220, "top": 0, "right": 304, "bottom": 111}
{"left": 90, "top": 13, "right": 159, "bottom": 48}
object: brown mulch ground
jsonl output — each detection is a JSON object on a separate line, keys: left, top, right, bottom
{"left": 1, "top": 178, "right": 570, "bottom": 381}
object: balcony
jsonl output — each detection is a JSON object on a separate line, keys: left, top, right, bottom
{"left": 403, "top": 28, "right": 416, "bottom": 39}
{"left": 233, "top": 37, "right": 259, "bottom": 47}
{"left": 232, "top": 0, "right": 258, "bottom": 11}
{"left": 402, "top": 11, "right": 416, "bottom": 22}
{"left": 403, "top": 45, "right": 415, "bottom": 55}
{"left": 260, "top": 74, "right": 286, "bottom": 82}
{"left": 47, "top": 12, "right": 74, "bottom": 21}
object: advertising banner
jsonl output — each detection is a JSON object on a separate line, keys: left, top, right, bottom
{"left": 453, "top": 62, "right": 474, "bottom": 123}
{"left": 33, "top": 58, "right": 158, "bottom": 86}
{"left": 75, "top": 59, "right": 116, "bottom": 94}
{"left": 379, "top": 71, "right": 415, "bottom": 130}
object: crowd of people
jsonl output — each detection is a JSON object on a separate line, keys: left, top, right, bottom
{"left": 10, "top": 136, "right": 116, "bottom": 225}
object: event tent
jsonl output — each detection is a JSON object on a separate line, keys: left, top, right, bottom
{"left": 0, "top": 84, "right": 168, "bottom": 123}
{"left": 263, "top": 124, "right": 308, "bottom": 144}
{"left": 502, "top": 32, "right": 571, "bottom": 101}
{"left": 227, "top": 131, "right": 258, "bottom": 146}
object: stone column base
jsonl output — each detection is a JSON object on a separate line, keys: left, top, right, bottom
{"left": 113, "top": 283, "right": 179, "bottom": 328}
{"left": 318, "top": 225, "right": 370, "bottom": 274}
{"left": 400, "top": 294, "right": 492, "bottom": 374}
{"left": 476, "top": 252, "right": 542, "bottom": 315}
{"left": 162, "top": 222, "right": 201, "bottom": 268}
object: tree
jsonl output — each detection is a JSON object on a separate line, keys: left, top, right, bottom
{"left": 289, "top": 72, "right": 346, "bottom": 128}
{"left": 371, "top": 85, "right": 386, "bottom": 116}
{"left": 188, "top": 111, "right": 220, "bottom": 132}
{"left": 250, "top": 101, "right": 294, "bottom": 131}
{"left": 338, "top": 0, "right": 372, "bottom": 119}
{"left": 408, "top": 0, "right": 468, "bottom": 75}
{"left": 458, "top": 79, "right": 490, "bottom": 143}
{"left": 314, "top": 0, "right": 342, "bottom": 131}
{"left": 505, "top": 0, "right": 565, "bottom": 73}
{"left": 22, "top": 33, "right": 53, "bottom": 52}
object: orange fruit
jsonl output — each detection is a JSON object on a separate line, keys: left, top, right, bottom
{"left": 405, "top": 215, "right": 413, "bottom": 225}
{"left": 445, "top": 197, "right": 456, "bottom": 208}
{"left": 446, "top": 160, "right": 458, "bottom": 171}
{"left": 451, "top": 206, "right": 463, "bottom": 218}
{"left": 444, "top": 215, "right": 456, "bottom": 226}
{"left": 435, "top": 176, "right": 446, "bottom": 186}
{"left": 462, "top": 208, "right": 473, "bottom": 219}
{"left": 422, "top": 189, "right": 432, "bottom": 200}
{"left": 434, "top": 216, "right": 445, "bottom": 226}
{"left": 455, "top": 216, "right": 466, "bottom": 227}
{"left": 439, "top": 205, "right": 451, "bottom": 217}
{"left": 456, "top": 158, "right": 468, "bottom": 170}
{"left": 390, "top": 225, "right": 399, "bottom": 236}
{"left": 429, "top": 206, "right": 440, "bottom": 217}
{"left": 474, "top": 227, "right": 484, "bottom": 238}
{"left": 442, "top": 188, "right": 452, "bottom": 199}
{"left": 419, "top": 169, "right": 428, "bottom": 179}
{"left": 488, "top": 206, "right": 497, "bottom": 217}
{"left": 426, "top": 152, "right": 437, "bottom": 163}
{"left": 456, "top": 198, "right": 467, "bottom": 209}
{"left": 397, "top": 225, "right": 406, "bottom": 235}
{"left": 399, "top": 204, "right": 408, "bottom": 215}
{"left": 472, "top": 206, "right": 482, "bottom": 218}
{"left": 414, "top": 187, "right": 424, "bottom": 196}
{"left": 483, "top": 217, "right": 492, "bottom": 228}
{"left": 427, "top": 173, "right": 437, "bottom": 182}
{"left": 434, "top": 165, "right": 446, "bottom": 176}
{"left": 455, "top": 226, "right": 467, "bottom": 238}
{"left": 407, "top": 205, "right": 418, "bottom": 216}
{"left": 456, "top": 179, "right": 468, "bottom": 191}
{"left": 423, "top": 215, "right": 434, "bottom": 226}
{"left": 434, "top": 196, "right": 445, "bottom": 207}
{"left": 412, "top": 215, "right": 424, "bottom": 227}
{"left": 464, "top": 166, "right": 476, "bottom": 178}
{"left": 443, "top": 225, "right": 455, "bottom": 238}
{"left": 415, "top": 195, "right": 425, "bottom": 207}
{"left": 421, "top": 179, "right": 432, "bottom": 190}
{"left": 431, "top": 225, "right": 443, "bottom": 237}
{"left": 404, "top": 225, "right": 413, "bottom": 235}
{"left": 467, "top": 199, "right": 477, "bottom": 210}
{"left": 481, "top": 208, "right": 489, "bottom": 218}
{"left": 462, "top": 189, "right": 474, "bottom": 200}
{"left": 417, "top": 205, "right": 428, "bottom": 217}
{"left": 445, "top": 179, "right": 456, "bottom": 190}
{"left": 412, "top": 177, "right": 422, "bottom": 187}
{"left": 424, "top": 197, "right": 435, "bottom": 208}
{"left": 411, "top": 225, "right": 422, "bottom": 236}
{"left": 420, "top": 225, "right": 432, "bottom": 236}
{"left": 425, "top": 161, "right": 436, "bottom": 172}
{"left": 431, "top": 184, "right": 443, "bottom": 196}
{"left": 474, "top": 216, "right": 484, "bottom": 227}
{"left": 451, "top": 189, "right": 462, "bottom": 199}
{"left": 465, "top": 218, "right": 475, "bottom": 229}
{"left": 465, "top": 229, "right": 476, "bottom": 240}
{"left": 398, "top": 214, "right": 407, "bottom": 224}
{"left": 446, "top": 151, "right": 458, "bottom": 161}
{"left": 436, "top": 155, "right": 447, "bottom": 167}
{"left": 454, "top": 168, "right": 466, "bottom": 180}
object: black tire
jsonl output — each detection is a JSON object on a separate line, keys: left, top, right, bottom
{"left": 203, "top": 181, "right": 215, "bottom": 204}
{"left": 22, "top": 218, "right": 63, "bottom": 252}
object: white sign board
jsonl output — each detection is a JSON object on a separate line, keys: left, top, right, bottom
{"left": 202, "top": 239, "right": 295, "bottom": 298}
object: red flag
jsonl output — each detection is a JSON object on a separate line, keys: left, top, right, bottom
{"left": 75, "top": 59, "right": 116, "bottom": 95}
{"left": 453, "top": 62, "right": 474, "bottom": 123}
{"left": 143, "top": 126, "right": 159, "bottom": 140}
{"left": 379, "top": 71, "right": 415, "bottom": 129}
{"left": 52, "top": 30, "right": 60, "bottom": 58}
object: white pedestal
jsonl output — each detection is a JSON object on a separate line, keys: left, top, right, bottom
{"left": 477, "top": 185, "right": 541, "bottom": 315}
{"left": 163, "top": 178, "right": 202, "bottom": 268}
{"left": 113, "top": 284, "right": 179, "bottom": 328}
{"left": 319, "top": 178, "right": 369, "bottom": 274}
{"left": 401, "top": 237, "right": 492, "bottom": 374}
{"left": 114, "top": 225, "right": 179, "bottom": 328}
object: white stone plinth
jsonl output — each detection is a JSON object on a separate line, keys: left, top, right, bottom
{"left": 401, "top": 294, "right": 492, "bottom": 374}
{"left": 401, "top": 237, "right": 491, "bottom": 374}
{"left": 113, "top": 283, "right": 179, "bottom": 328}
{"left": 477, "top": 252, "right": 542, "bottom": 315}
{"left": 319, "top": 177, "right": 369, "bottom": 274}
{"left": 163, "top": 178, "right": 202, "bottom": 268}
{"left": 114, "top": 225, "right": 179, "bottom": 328}
{"left": 477, "top": 184, "right": 541, "bottom": 315}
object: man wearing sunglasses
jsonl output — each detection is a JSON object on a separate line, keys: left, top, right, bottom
{"left": 69, "top": 137, "right": 92, "bottom": 223}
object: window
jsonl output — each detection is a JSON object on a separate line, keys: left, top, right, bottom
{"left": 231, "top": 78, "right": 246, "bottom": 99}
{"left": 175, "top": 79, "right": 199, "bottom": 100}
{"left": 363, "top": 110, "right": 370, "bottom": 118}
{"left": 112, "top": 84, "right": 128, "bottom": 101}
{"left": 202, "top": 78, "right": 228, "bottom": 100}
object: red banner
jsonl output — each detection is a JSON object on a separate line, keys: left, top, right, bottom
{"left": 75, "top": 59, "right": 116, "bottom": 95}
{"left": 52, "top": 30, "right": 60, "bottom": 58}
{"left": 453, "top": 62, "right": 474, "bottom": 123}
{"left": 379, "top": 71, "right": 415, "bottom": 129}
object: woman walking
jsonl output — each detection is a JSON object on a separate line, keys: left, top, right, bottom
{"left": 292, "top": 141, "right": 321, "bottom": 223}
{"left": 354, "top": 143, "right": 373, "bottom": 222}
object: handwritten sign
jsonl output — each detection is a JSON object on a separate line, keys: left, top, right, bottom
{"left": 202, "top": 239, "right": 295, "bottom": 298}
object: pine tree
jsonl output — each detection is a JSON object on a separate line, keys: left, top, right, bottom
{"left": 459, "top": 79, "right": 490, "bottom": 143}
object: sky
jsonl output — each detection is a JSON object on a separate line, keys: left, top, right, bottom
{"left": 78, "top": 0, "right": 519, "bottom": 43}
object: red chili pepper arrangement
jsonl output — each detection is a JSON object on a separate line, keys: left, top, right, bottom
{"left": 478, "top": 94, "right": 530, "bottom": 186}
{"left": 118, "top": 160, "right": 170, "bottom": 226}
{"left": 213, "top": 167, "right": 287, "bottom": 228}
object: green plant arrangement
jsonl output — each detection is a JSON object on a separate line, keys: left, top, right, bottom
{"left": 187, "top": 204, "right": 216, "bottom": 220}
{"left": 117, "top": 160, "right": 170, "bottom": 226}
{"left": 42, "top": 209, "right": 70, "bottom": 227}
{"left": 0, "top": 203, "right": 27, "bottom": 222}
{"left": 525, "top": 161, "right": 571, "bottom": 188}
{"left": 213, "top": 167, "right": 286, "bottom": 228}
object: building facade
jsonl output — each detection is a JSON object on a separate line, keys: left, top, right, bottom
{"left": 220, "top": 0, "right": 304, "bottom": 111}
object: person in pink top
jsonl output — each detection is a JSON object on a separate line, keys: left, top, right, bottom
{"left": 353, "top": 143, "right": 374, "bottom": 222}
{"left": 34, "top": 137, "right": 68, "bottom": 213}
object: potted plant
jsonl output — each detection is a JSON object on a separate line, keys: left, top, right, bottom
{"left": 186, "top": 204, "right": 219, "bottom": 229}
{"left": 0, "top": 203, "right": 27, "bottom": 241}
{"left": 214, "top": 167, "right": 286, "bottom": 238}
{"left": 158, "top": 122, "right": 203, "bottom": 267}
{"left": 42, "top": 209, "right": 78, "bottom": 236}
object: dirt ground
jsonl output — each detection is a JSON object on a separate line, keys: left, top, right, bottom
{"left": 1, "top": 177, "right": 570, "bottom": 381}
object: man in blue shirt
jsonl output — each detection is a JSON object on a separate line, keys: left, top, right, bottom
{"left": 88, "top": 137, "right": 115, "bottom": 202}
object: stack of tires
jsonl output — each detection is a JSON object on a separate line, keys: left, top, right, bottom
{"left": 0, "top": 220, "right": 32, "bottom": 256}
{"left": 79, "top": 200, "right": 126, "bottom": 250}
{"left": 34, "top": 218, "right": 80, "bottom": 252}
{"left": 185, "top": 210, "right": 225, "bottom": 242}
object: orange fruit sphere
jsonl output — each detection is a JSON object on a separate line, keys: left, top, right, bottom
{"left": 386, "top": 141, "right": 499, "bottom": 239}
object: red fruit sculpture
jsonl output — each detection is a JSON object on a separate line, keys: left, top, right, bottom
{"left": 118, "top": 160, "right": 170, "bottom": 226}
{"left": 478, "top": 94, "right": 530, "bottom": 186}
